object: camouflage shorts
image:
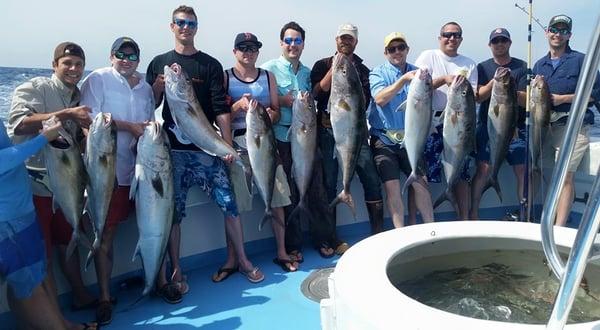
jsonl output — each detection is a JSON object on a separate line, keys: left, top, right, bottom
{"left": 171, "top": 150, "right": 238, "bottom": 223}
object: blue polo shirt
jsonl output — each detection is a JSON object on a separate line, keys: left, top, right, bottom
{"left": 522, "top": 46, "right": 600, "bottom": 124}
{"left": 368, "top": 61, "right": 417, "bottom": 145}
{"left": 261, "top": 56, "right": 311, "bottom": 142}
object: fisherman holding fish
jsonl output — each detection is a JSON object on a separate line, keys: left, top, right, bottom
{"left": 521, "top": 15, "right": 600, "bottom": 226}
{"left": 146, "top": 5, "right": 264, "bottom": 299}
{"left": 415, "top": 21, "right": 478, "bottom": 220}
{"left": 80, "top": 36, "right": 154, "bottom": 325}
{"left": 471, "top": 28, "right": 527, "bottom": 220}
{"left": 7, "top": 41, "right": 97, "bottom": 329}
{"left": 311, "top": 23, "right": 383, "bottom": 255}
{"left": 224, "top": 32, "right": 299, "bottom": 273}
{"left": 368, "top": 32, "right": 435, "bottom": 231}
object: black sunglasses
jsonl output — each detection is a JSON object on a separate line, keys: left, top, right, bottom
{"left": 490, "top": 37, "right": 510, "bottom": 45}
{"left": 386, "top": 44, "right": 408, "bottom": 53}
{"left": 548, "top": 26, "right": 570, "bottom": 35}
{"left": 114, "top": 51, "right": 139, "bottom": 62}
{"left": 441, "top": 32, "right": 462, "bottom": 39}
{"left": 237, "top": 45, "right": 259, "bottom": 53}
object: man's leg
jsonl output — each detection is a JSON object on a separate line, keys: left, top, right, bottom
{"left": 470, "top": 161, "right": 490, "bottom": 220}
{"left": 94, "top": 226, "right": 117, "bottom": 302}
{"left": 383, "top": 179, "right": 404, "bottom": 228}
{"left": 454, "top": 180, "right": 470, "bottom": 220}
{"left": 555, "top": 172, "right": 575, "bottom": 227}
{"left": 8, "top": 280, "right": 69, "bottom": 330}
{"left": 412, "top": 177, "right": 434, "bottom": 222}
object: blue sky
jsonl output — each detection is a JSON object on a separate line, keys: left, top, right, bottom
{"left": 0, "top": 0, "right": 598, "bottom": 71}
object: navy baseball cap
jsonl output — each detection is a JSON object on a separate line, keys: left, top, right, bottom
{"left": 489, "top": 28, "right": 511, "bottom": 43}
{"left": 234, "top": 33, "right": 262, "bottom": 48}
{"left": 111, "top": 37, "right": 140, "bottom": 56}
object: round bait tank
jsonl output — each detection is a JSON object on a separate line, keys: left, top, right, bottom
{"left": 320, "top": 221, "right": 600, "bottom": 330}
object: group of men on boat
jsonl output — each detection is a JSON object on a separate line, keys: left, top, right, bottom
{"left": 1, "top": 4, "right": 599, "bottom": 329}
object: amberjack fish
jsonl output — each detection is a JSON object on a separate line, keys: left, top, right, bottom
{"left": 529, "top": 75, "right": 551, "bottom": 171}
{"left": 328, "top": 53, "right": 366, "bottom": 217}
{"left": 129, "top": 122, "right": 174, "bottom": 296}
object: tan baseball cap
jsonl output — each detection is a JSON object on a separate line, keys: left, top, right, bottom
{"left": 384, "top": 32, "right": 407, "bottom": 47}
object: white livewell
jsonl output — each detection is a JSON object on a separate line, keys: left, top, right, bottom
{"left": 320, "top": 221, "right": 600, "bottom": 330}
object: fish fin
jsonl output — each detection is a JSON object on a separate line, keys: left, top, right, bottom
{"left": 329, "top": 190, "right": 356, "bottom": 219}
{"left": 395, "top": 100, "right": 407, "bottom": 112}
{"left": 151, "top": 175, "right": 164, "bottom": 198}
{"left": 337, "top": 100, "right": 352, "bottom": 112}
{"left": 129, "top": 174, "right": 138, "bottom": 200}
{"left": 253, "top": 135, "right": 261, "bottom": 149}
{"left": 131, "top": 241, "right": 141, "bottom": 262}
{"left": 493, "top": 105, "right": 500, "bottom": 117}
{"left": 450, "top": 111, "right": 458, "bottom": 125}
{"left": 99, "top": 154, "right": 108, "bottom": 167}
{"left": 84, "top": 248, "right": 95, "bottom": 271}
{"left": 286, "top": 126, "right": 292, "bottom": 141}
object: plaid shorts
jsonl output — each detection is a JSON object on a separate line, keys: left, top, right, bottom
{"left": 171, "top": 150, "right": 238, "bottom": 223}
{"left": 0, "top": 212, "right": 47, "bottom": 299}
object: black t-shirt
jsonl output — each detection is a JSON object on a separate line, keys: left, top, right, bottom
{"left": 310, "top": 54, "right": 371, "bottom": 128}
{"left": 146, "top": 50, "right": 228, "bottom": 150}
{"left": 477, "top": 57, "right": 527, "bottom": 126}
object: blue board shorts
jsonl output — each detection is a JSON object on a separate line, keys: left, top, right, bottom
{"left": 0, "top": 211, "right": 47, "bottom": 299}
{"left": 475, "top": 122, "right": 526, "bottom": 165}
{"left": 171, "top": 150, "right": 239, "bottom": 223}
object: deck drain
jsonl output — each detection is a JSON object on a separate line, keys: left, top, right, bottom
{"left": 300, "top": 266, "right": 335, "bottom": 302}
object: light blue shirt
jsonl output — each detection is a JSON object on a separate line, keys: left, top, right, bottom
{"left": 368, "top": 61, "right": 417, "bottom": 145}
{"left": 261, "top": 56, "right": 311, "bottom": 142}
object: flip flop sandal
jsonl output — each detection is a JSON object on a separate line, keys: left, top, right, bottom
{"left": 239, "top": 267, "right": 265, "bottom": 283}
{"left": 80, "top": 322, "right": 98, "bottom": 330}
{"left": 212, "top": 267, "right": 238, "bottom": 283}
{"left": 335, "top": 242, "right": 350, "bottom": 255}
{"left": 317, "top": 243, "right": 335, "bottom": 259}
{"left": 273, "top": 258, "right": 298, "bottom": 272}
{"left": 289, "top": 250, "right": 304, "bottom": 263}
{"left": 155, "top": 283, "right": 182, "bottom": 304}
{"left": 95, "top": 300, "right": 113, "bottom": 326}
{"left": 171, "top": 272, "right": 189, "bottom": 295}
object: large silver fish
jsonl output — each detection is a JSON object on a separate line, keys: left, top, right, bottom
{"left": 288, "top": 91, "right": 317, "bottom": 222}
{"left": 246, "top": 99, "right": 279, "bottom": 231}
{"left": 43, "top": 117, "right": 88, "bottom": 259}
{"left": 529, "top": 75, "right": 551, "bottom": 171}
{"left": 328, "top": 53, "right": 366, "bottom": 217}
{"left": 163, "top": 63, "right": 243, "bottom": 168}
{"left": 402, "top": 68, "right": 433, "bottom": 195}
{"left": 129, "top": 122, "right": 174, "bottom": 296}
{"left": 84, "top": 112, "right": 117, "bottom": 269}
{"left": 433, "top": 75, "right": 476, "bottom": 209}
{"left": 485, "top": 67, "right": 518, "bottom": 202}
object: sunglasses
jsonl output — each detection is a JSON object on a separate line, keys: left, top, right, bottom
{"left": 283, "top": 36, "right": 303, "bottom": 45}
{"left": 114, "top": 51, "right": 139, "bottom": 62}
{"left": 490, "top": 37, "right": 510, "bottom": 45}
{"left": 441, "top": 32, "right": 462, "bottom": 39}
{"left": 173, "top": 18, "right": 197, "bottom": 29}
{"left": 386, "top": 44, "right": 408, "bottom": 53}
{"left": 548, "top": 26, "right": 570, "bottom": 35}
{"left": 237, "top": 45, "right": 259, "bottom": 53}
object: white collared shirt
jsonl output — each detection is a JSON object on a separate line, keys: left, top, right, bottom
{"left": 80, "top": 67, "right": 154, "bottom": 186}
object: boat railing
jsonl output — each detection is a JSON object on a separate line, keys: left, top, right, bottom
{"left": 539, "top": 15, "right": 600, "bottom": 330}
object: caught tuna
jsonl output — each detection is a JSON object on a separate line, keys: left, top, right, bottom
{"left": 402, "top": 68, "right": 433, "bottom": 195}
{"left": 529, "top": 75, "right": 551, "bottom": 171}
{"left": 129, "top": 122, "right": 174, "bottom": 296}
{"left": 246, "top": 99, "right": 279, "bottom": 231}
{"left": 433, "top": 75, "right": 476, "bottom": 209}
{"left": 328, "top": 53, "right": 366, "bottom": 217}
{"left": 287, "top": 91, "right": 317, "bottom": 222}
{"left": 43, "top": 117, "right": 88, "bottom": 259}
{"left": 163, "top": 63, "right": 243, "bottom": 167}
{"left": 485, "top": 67, "right": 518, "bottom": 202}
{"left": 84, "top": 112, "right": 117, "bottom": 269}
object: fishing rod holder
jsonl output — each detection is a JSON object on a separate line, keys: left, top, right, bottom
{"left": 539, "top": 14, "right": 600, "bottom": 330}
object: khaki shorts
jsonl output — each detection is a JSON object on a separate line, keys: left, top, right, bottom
{"left": 230, "top": 135, "right": 291, "bottom": 212}
{"left": 550, "top": 124, "right": 589, "bottom": 173}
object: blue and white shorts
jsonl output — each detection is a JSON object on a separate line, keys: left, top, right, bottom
{"left": 171, "top": 150, "right": 238, "bottom": 223}
{"left": 0, "top": 212, "right": 46, "bottom": 299}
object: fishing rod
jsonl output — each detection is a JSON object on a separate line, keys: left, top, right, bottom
{"left": 516, "top": 0, "right": 535, "bottom": 222}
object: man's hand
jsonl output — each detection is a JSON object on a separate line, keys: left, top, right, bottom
{"left": 551, "top": 93, "right": 571, "bottom": 106}
{"left": 222, "top": 154, "right": 235, "bottom": 165}
{"left": 152, "top": 74, "right": 166, "bottom": 96}
{"left": 67, "top": 105, "right": 92, "bottom": 128}
{"left": 233, "top": 93, "right": 252, "bottom": 113}
{"left": 281, "top": 90, "right": 295, "bottom": 108}
{"left": 129, "top": 121, "right": 149, "bottom": 138}
{"left": 41, "top": 116, "right": 63, "bottom": 141}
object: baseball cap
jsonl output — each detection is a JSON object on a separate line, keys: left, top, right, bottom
{"left": 53, "top": 42, "right": 85, "bottom": 63}
{"left": 384, "top": 32, "right": 407, "bottom": 47}
{"left": 548, "top": 14, "right": 572, "bottom": 31}
{"left": 111, "top": 37, "right": 140, "bottom": 56}
{"left": 234, "top": 33, "right": 263, "bottom": 48}
{"left": 489, "top": 28, "right": 511, "bottom": 43}
{"left": 336, "top": 23, "right": 358, "bottom": 39}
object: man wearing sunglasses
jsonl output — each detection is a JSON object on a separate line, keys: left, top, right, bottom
{"left": 368, "top": 32, "right": 435, "bottom": 231}
{"left": 470, "top": 28, "right": 527, "bottom": 221}
{"left": 7, "top": 42, "right": 100, "bottom": 329}
{"left": 146, "top": 5, "right": 263, "bottom": 300}
{"left": 80, "top": 36, "right": 154, "bottom": 325}
{"left": 415, "top": 21, "right": 478, "bottom": 220}
{"left": 519, "top": 15, "right": 600, "bottom": 226}
{"left": 311, "top": 23, "right": 383, "bottom": 255}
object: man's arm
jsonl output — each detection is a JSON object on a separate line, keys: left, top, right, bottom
{"left": 371, "top": 70, "right": 415, "bottom": 107}
{"left": 311, "top": 58, "right": 332, "bottom": 98}
{"left": 146, "top": 60, "right": 164, "bottom": 108}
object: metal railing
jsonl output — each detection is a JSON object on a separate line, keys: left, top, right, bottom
{"left": 539, "top": 15, "right": 600, "bottom": 330}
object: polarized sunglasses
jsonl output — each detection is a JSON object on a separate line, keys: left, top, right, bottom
{"left": 283, "top": 36, "right": 303, "bottom": 45}
{"left": 114, "top": 51, "right": 139, "bottom": 62}
{"left": 441, "top": 32, "right": 462, "bottom": 39}
{"left": 548, "top": 26, "right": 570, "bottom": 35}
{"left": 173, "top": 18, "right": 198, "bottom": 29}
{"left": 237, "top": 45, "right": 259, "bottom": 53}
{"left": 490, "top": 37, "right": 510, "bottom": 45}
{"left": 386, "top": 44, "right": 408, "bottom": 53}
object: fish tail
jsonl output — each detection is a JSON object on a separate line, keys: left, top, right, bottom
{"left": 489, "top": 176, "right": 503, "bottom": 203}
{"left": 329, "top": 190, "right": 356, "bottom": 219}
{"left": 65, "top": 232, "right": 78, "bottom": 260}
{"left": 433, "top": 189, "right": 454, "bottom": 210}
{"left": 402, "top": 172, "right": 419, "bottom": 196}
{"left": 288, "top": 198, "right": 311, "bottom": 226}
{"left": 84, "top": 238, "right": 101, "bottom": 271}
{"left": 258, "top": 209, "right": 274, "bottom": 231}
